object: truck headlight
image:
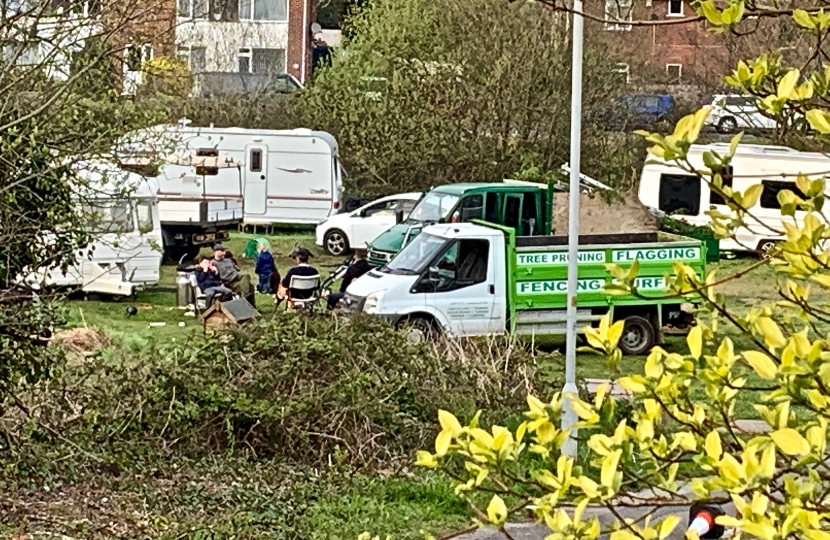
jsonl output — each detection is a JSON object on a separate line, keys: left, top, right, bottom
{"left": 363, "top": 291, "right": 385, "bottom": 314}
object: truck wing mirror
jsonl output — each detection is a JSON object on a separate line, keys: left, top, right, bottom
{"left": 428, "top": 266, "right": 440, "bottom": 281}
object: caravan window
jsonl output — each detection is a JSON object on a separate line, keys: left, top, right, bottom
{"left": 760, "top": 180, "right": 807, "bottom": 209}
{"left": 250, "top": 149, "right": 263, "bottom": 172}
{"left": 708, "top": 166, "right": 734, "bottom": 206}
{"left": 659, "top": 173, "right": 701, "bottom": 215}
{"left": 83, "top": 200, "right": 134, "bottom": 234}
{"left": 136, "top": 200, "right": 154, "bottom": 232}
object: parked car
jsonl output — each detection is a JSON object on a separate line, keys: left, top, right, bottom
{"left": 703, "top": 94, "right": 805, "bottom": 134}
{"left": 591, "top": 93, "right": 676, "bottom": 131}
{"left": 315, "top": 193, "right": 422, "bottom": 256}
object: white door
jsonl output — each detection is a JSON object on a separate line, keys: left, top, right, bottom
{"left": 244, "top": 145, "right": 268, "bottom": 215}
{"left": 351, "top": 199, "right": 401, "bottom": 248}
{"left": 421, "top": 238, "right": 494, "bottom": 336}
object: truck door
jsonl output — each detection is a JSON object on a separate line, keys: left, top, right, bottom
{"left": 244, "top": 145, "right": 268, "bottom": 215}
{"left": 418, "top": 238, "right": 494, "bottom": 336}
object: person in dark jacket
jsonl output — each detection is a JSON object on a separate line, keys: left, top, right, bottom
{"left": 278, "top": 248, "right": 320, "bottom": 301}
{"left": 254, "top": 241, "right": 275, "bottom": 294}
{"left": 327, "top": 249, "right": 371, "bottom": 309}
{"left": 194, "top": 257, "right": 233, "bottom": 308}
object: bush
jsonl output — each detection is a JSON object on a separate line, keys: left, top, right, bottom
{"left": 5, "top": 314, "right": 538, "bottom": 471}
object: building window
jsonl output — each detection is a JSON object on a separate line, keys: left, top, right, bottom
{"left": 123, "top": 43, "right": 153, "bottom": 95}
{"left": 668, "top": 0, "right": 683, "bottom": 16}
{"left": 238, "top": 47, "right": 286, "bottom": 73}
{"left": 604, "top": 0, "right": 632, "bottom": 30}
{"left": 238, "top": 0, "right": 287, "bottom": 21}
{"left": 615, "top": 63, "right": 630, "bottom": 84}
{"left": 666, "top": 63, "right": 682, "bottom": 82}
{"left": 178, "top": 0, "right": 208, "bottom": 18}
{"left": 177, "top": 46, "right": 206, "bottom": 74}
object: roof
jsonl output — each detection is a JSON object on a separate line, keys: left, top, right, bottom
{"left": 72, "top": 160, "right": 159, "bottom": 200}
{"left": 431, "top": 182, "right": 542, "bottom": 195}
{"left": 421, "top": 222, "right": 504, "bottom": 239}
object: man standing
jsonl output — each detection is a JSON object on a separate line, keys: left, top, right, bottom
{"left": 212, "top": 244, "right": 256, "bottom": 306}
{"left": 327, "top": 248, "right": 371, "bottom": 309}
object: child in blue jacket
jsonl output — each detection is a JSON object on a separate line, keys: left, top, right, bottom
{"left": 255, "top": 241, "right": 275, "bottom": 294}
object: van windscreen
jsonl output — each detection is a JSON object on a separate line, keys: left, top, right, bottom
{"left": 659, "top": 173, "right": 701, "bottom": 215}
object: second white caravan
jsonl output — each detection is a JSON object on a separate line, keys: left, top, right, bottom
{"left": 639, "top": 143, "right": 830, "bottom": 254}
{"left": 123, "top": 123, "right": 344, "bottom": 229}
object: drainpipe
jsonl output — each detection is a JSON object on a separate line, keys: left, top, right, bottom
{"left": 301, "top": 0, "right": 309, "bottom": 83}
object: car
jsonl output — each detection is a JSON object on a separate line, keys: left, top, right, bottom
{"left": 591, "top": 93, "right": 676, "bottom": 131}
{"left": 315, "top": 193, "right": 422, "bottom": 256}
{"left": 705, "top": 94, "right": 780, "bottom": 134}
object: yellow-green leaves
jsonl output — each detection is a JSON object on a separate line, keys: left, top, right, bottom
{"left": 438, "top": 410, "right": 462, "bottom": 435}
{"left": 415, "top": 450, "right": 438, "bottom": 468}
{"left": 697, "top": 0, "right": 744, "bottom": 28}
{"left": 705, "top": 431, "right": 723, "bottom": 460}
{"left": 687, "top": 325, "right": 703, "bottom": 359}
{"left": 771, "top": 428, "right": 811, "bottom": 456}
{"left": 793, "top": 8, "right": 815, "bottom": 29}
{"left": 777, "top": 69, "right": 800, "bottom": 100}
{"left": 756, "top": 317, "right": 786, "bottom": 349}
{"left": 600, "top": 449, "right": 622, "bottom": 488}
{"left": 486, "top": 495, "right": 508, "bottom": 525}
{"left": 806, "top": 109, "right": 830, "bottom": 134}
{"left": 743, "top": 351, "right": 778, "bottom": 380}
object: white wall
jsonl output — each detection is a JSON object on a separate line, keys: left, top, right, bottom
{"left": 176, "top": 20, "right": 289, "bottom": 72}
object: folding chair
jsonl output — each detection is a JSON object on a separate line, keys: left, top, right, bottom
{"left": 287, "top": 274, "right": 321, "bottom": 310}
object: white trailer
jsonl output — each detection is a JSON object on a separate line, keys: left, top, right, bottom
{"left": 23, "top": 161, "right": 163, "bottom": 296}
{"left": 639, "top": 143, "right": 830, "bottom": 255}
{"left": 119, "top": 123, "right": 344, "bottom": 258}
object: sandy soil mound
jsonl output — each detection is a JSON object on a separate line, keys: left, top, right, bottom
{"left": 51, "top": 328, "right": 111, "bottom": 360}
{"left": 553, "top": 191, "right": 657, "bottom": 235}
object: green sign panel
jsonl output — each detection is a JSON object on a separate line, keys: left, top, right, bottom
{"left": 612, "top": 246, "right": 701, "bottom": 263}
{"left": 516, "top": 251, "right": 606, "bottom": 266}
{"left": 517, "top": 279, "right": 605, "bottom": 295}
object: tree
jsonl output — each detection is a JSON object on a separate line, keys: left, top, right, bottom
{"left": 299, "top": 0, "right": 629, "bottom": 197}
{"left": 364, "top": 4, "right": 830, "bottom": 540}
{"left": 0, "top": 0, "right": 170, "bottom": 392}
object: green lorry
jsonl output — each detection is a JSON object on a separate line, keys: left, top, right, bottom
{"left": 343, "top": 221, "right": 705, "bottom": 355}
{"left": 366, "top": 182, "right": 552, "bottom": 267}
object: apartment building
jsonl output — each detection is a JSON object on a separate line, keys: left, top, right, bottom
{"left": 588, "top": 0, "right": 776, "bottom": 86}
{"left": 175, "top": 0, "right": 315, "bottom": 93}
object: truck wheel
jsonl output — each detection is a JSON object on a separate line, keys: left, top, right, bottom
{"left": 324, "top": 229, "right": 350, "bottom": 256}
{"left": 757, "top": 240, "right": 779, "bottom": 260}
{"left": 717, "top": 117, "right": 738, "bottom": 134}
{"left": 398, "top": 316, "right": 438, "bottom": 344}
{"left": 619, "top": 315, "right": 656, "bottom": 356}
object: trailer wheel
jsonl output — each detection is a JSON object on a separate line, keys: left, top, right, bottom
{"left": 398, "top": 316, "right": 438, "bottom": 344}
{"left": 619, "top": 315, "right": 656, "bottom": 356}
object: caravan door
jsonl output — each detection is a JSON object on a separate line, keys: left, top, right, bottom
{"left": 244, "top": 144, "right": 268, "bottom": 215}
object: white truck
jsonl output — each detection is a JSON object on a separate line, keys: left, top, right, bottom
{"left": 118, "top": 123, "right": 344, "bottom": 260}
{"left": 23, "top": 161, "right": 163, "bottom": 296}
{"left": 639, "top": 143, "right": 830, "bottom": 256}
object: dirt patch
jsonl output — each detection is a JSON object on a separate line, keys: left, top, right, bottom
{"left": 553, "top": 191, "right": 657, "bottom": 235}
{"left": 50, "top": 328, "right": 111, "bottom": 361}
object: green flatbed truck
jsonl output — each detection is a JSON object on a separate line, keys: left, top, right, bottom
{"left": 343, "top": 221, "right": 705, "bottom": 355}
{"left": 366, "top": 182, "right": 552, "bottom": 267}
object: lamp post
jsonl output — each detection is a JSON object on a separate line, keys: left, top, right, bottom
{"left": 560, "top": 0, "right": 585, "bottom": 459}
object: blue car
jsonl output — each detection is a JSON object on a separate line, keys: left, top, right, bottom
{"left": 592, "top": 93, "right": 677, "bottom": 131}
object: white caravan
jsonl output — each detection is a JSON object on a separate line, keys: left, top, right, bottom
{"left": 639, "top": 143, "right": 830, "bottom": 254}
{"left": 24, "top": 161, "right": 162, "bottom": 296}
{"left": 120, "top": 124, "right": 344, "bottom": 252}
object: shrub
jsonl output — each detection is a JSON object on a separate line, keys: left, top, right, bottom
{"left": 5, "top": 314, "right": 538, "bottom": 471}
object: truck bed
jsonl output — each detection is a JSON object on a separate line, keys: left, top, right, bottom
{"left": 508, "top": 231, "right": 705, "bottom": 314}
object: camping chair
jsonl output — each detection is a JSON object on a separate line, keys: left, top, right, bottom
{"left": 189, "top": 273, "right": 236, "bottom": 312}
{"left": 286, "top": 274, "right": 321, "bottom": 311}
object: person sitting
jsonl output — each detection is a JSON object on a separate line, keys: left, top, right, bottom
{"left": 194, "top": 257, "right": 233, "bottom": 308}
{"left": 327, "top": 248, "right": 371, "bottom": 310}
{"left": 212, "top": 244, "right": 256, "bottom": 307}
{"left": 278, "top": 248, "right": 320, "bottom": 302}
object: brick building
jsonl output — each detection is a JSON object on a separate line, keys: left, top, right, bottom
{"left": 587, "top": 0, "right": 777, "bottom": 87}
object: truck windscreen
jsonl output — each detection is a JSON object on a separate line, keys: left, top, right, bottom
{"left": 407, "top": 192, "right": 460, "bottom": 223}
{"left": 385, "top": 233, "right": 447, "bottom": 274}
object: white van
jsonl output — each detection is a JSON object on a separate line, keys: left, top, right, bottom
{"left": 639, "top": 143, "right": 830, "bottom": 254}
{"left": 24, "top": 161, "right": 163, "bottom": 296}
